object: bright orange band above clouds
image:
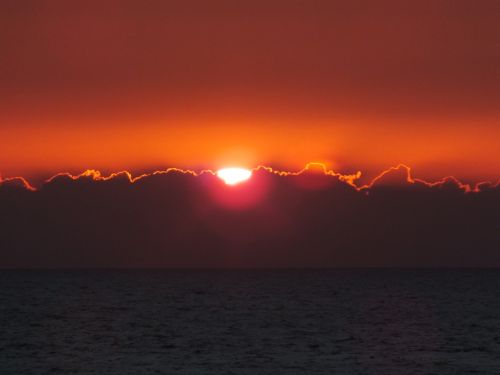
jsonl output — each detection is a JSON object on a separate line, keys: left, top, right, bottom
{"left": 0, "top": 0, "right": 498, "bottom": 181}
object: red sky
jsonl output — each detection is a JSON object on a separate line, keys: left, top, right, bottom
{"left": 1, "top": 0, "right": 498, "bottom": 182}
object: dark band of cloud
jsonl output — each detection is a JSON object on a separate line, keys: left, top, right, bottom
{"left": 0, "top": 164, "right": 498, "bottom": 268}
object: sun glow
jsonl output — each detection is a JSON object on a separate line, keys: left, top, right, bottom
{"left": 216, "top": 167, "right": 252, "bottom": 185}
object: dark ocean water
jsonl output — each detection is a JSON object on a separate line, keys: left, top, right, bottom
{"left": 1, "top": 270, "right": 500, "bottom": 374}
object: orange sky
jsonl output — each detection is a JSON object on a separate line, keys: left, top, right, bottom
{"left": 1, "top": 0, "right": 499, "bottom": 182}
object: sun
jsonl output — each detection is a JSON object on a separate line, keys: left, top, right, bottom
{"left": 216, "top": 167, "right": 252, "bottom": 185}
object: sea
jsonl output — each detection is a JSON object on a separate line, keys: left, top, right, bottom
{"left": 1, "top": 269, "right": 500, "bottom": 374}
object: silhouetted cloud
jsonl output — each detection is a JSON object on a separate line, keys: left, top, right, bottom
{"left": 0, "top": 165, "right": 498, "bottom": 267}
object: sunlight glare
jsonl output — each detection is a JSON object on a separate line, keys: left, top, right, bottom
{"left": 216, "top": 167, "right": 252, "bottom": 185}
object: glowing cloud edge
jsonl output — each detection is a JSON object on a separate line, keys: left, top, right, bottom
{"left": 0, "top": 162, "right": 498, "bottom": 193}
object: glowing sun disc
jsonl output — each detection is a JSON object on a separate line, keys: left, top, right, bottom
{"left": 216, "top": 167, "right": 252, "bottom": 185}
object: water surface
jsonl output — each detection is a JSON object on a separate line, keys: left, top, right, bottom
{"left": 1, "top": 269, "right": 500, "bottom": 374}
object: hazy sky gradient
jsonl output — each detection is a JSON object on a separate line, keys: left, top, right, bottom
{"left": 1, "top": 0, "right": 498, "bottom": 181}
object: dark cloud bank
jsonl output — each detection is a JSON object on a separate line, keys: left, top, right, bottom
{"left": 0, "top": 168, "right": 499, "bottom": 268}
